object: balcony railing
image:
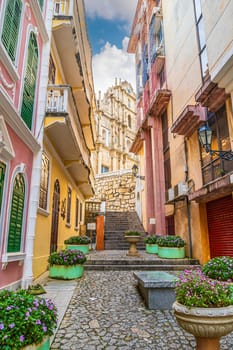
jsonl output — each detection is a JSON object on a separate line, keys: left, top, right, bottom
{"left": 47, "top": 85, "right": 69, "bottom": 113}
{"left": 53, "top": 0, "right": 73, "bottom": 17}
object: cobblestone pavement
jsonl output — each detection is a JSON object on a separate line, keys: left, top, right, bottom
{"left": 50, "top": 271, "right": 233, "bottom": 350}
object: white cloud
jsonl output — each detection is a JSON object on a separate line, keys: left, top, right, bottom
{"left": 92, "top": 38, "right": 136, "bottom": 95}
{"left": 84, "top": 0, "right": 137, "bottom": 24}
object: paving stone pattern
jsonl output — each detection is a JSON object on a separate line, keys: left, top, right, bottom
{"left": 51, "top": 271, "right": 233, "bottom": 350}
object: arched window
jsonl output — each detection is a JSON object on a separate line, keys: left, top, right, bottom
{"left": 21, "top": 32, "right": 38, "bottom": 130}
{"left": 39, "top": 152, "right": 50, "bottom": 210}
{"left": 1, "top": 0, "right": 22, "bottom": 62}
{"left": 7, "top": 173, "right": 25, "bottom": 253}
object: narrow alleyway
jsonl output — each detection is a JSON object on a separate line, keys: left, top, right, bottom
{"left": 49, "top": 270, "right": 233, "bottom": 350}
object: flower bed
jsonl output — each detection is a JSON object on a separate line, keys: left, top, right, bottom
{"left": 48, "top": 249, "right": 86, "bottom": 280}
{"left": 0, "top": 290, "right": 57, "bottom": 349}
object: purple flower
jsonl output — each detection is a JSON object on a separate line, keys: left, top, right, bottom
{"left": 0, "top": 323, "right": 4, "bottom": 330}
{"left": 19, "top": 335, "right": 25, "bottom": 342}
{"left": 36, "top": 319, "right": 41, "bottom": 325}
{"left": 9, "top": 323, "right": 15, "bottom": 329}
{"left": 42, "top": 325, "right": 47, "bottom": 332}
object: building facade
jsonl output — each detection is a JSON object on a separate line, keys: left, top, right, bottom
{"left": 33, "top": 0, "right": 96, "bottom": 279}
{"left": 0, "top": 0, "right": 53, "bottom": 288}
{"left": 95, "top": 79, "right": 138, "bottom": 174}
{"left": 129, "top": 0, "right": 233, "bottom": 263}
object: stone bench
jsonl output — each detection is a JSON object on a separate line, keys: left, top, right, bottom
{"left": 133, "top": 271, "right": 177, "bottom": 310}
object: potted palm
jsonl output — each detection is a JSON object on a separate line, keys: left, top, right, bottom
{"left": 48, "top": 249, "right": 86, "bottom": 280}
{"left": 144, "top": 234, "right": 160, "bottom": 254}
{"left": 173, "top": 268, "right": 233, "bottom": 350}
{"left": 124, "top": 231, "right": 141, "bottom": 257}
{"left": 157, "top": 235, "right": 186, "bottom": 258}
{"left": 0, "top": 289, "right": 57, "bottom": 349}
{"left": 64, "top": 235, "right": 91, "bottom": 254}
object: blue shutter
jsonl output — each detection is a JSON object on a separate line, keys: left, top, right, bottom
{"left": 142, "top": 44, "right": 148, "bottom": 87}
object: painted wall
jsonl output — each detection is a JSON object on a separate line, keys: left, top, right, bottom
{"left": 33, "top": 143, "right": 85, "bottom": 279}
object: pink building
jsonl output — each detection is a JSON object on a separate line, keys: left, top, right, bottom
{"left": 128, "top": 0, "right": 173, "bottom": 235}
{"left": 0, "top": 0, "right": 53, "bottom": 289}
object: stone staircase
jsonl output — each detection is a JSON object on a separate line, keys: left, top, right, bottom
{"left": 85, "top": 251, "right": 200, "bottom": 271}
{"left": 104, "top": 211, "right": 146, "bottom": 250}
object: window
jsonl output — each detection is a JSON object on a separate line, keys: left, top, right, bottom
{"left": 48, "top": 55, "right": 56, "bottom": 84}
{"left": 162, "top": 111, "right": 171, "bottom": 191}
{"left": 101, "top": 165, "right": 109, "bottom": 173}
{"left": 201, "top": 105, "right": 233, "bottom": 184}
{"left": 39, "top": 152, "right": 50, "bottom": 210}
{"left": 75, "top": 197, "right": 79, "bottom": 228}
{"left": 1, "top": 0, "right": 22, "bottom": 62}
{"left": 66, "top": 187, "right": 72, "bottom": 224}
{"left": 142, "top": 44, "right": 149, "bottom": 87}
{"left": 7, "top": 173, "right": 25, "bottom": 253}
{"left": 128, "top": 115, "right": 132, "bottom": 128}
{"left": 21, "top": 32, "right": 38, "bottom": 130}
{"left": 0, "top": 162, "right": 6, "bottom": 215}
{"left": 79, "top": 202, "right": 83, "bottom": 223}
{"left": 194, "top": 0, "right": 208, "bottom": 79}
{"left": 38, "top": 0, "right": 44, "bottom": 10}
{"left": 149, "top": 15, "right": 156, "bottom": 63}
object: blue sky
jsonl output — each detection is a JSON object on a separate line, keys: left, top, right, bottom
{"left": 84, "top": 0, "right": 137, "bottom": 95}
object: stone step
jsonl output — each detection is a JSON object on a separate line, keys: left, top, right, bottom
{"left": 85, "top": 264, "right": 200, "bottom": 271}
{"left": 85, "top": 258, "right": 199, "bottom": 266}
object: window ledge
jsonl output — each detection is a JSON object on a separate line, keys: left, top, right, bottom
{"left": 2, "top": 252, "right": 26, "bottom": 270}
{"left": 0, "top": 44, "right": 20, "bottom": 82}
{"left": 37, "top": 207, "right": 50, "bottom": 217}
{"left": 66, "top": 223, "right": 71, "bottom": 228}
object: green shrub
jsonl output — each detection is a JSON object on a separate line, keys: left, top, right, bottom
{"left": 64, "top": 235, "right": 91, "bottom": 245}
{"left": 48, "top": 249, "right": 86, "bottom": 266}
{"left": 202, "top": 256, "right": 233, "bottom": 282}
{"left": 157, "top": 235, "right": 185, "bottom": 247}
{"left": 0, "top": 289, "right": 57, "bottom": 348}
{"left": 175, "top": 268, "right": 233, "bottom": 308}
{"left": 144, "top": 234, "right": 160, "bottom": 244}
{"left": 124, "top": 231, "right": 141, "bottom": 236}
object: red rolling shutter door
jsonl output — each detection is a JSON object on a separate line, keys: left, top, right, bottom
{"left": 207, "top": 195, "right": 233, "bottom": 258}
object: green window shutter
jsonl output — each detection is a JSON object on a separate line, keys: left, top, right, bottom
{"left": 38, "top": 0, "right": 44, "bottom": 10}
{"left": 1, "top": 0, "right": 22, "bottom": 62}
{"left": 7, "top": 174, "right": 25, "bottom": 253}
{"left": 0, "top": 162, "right": 6, "bottom": 214}
{"left": 21, "top": 32, "right": 38, "bottom": 129}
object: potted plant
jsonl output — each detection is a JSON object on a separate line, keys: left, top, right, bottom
{"left": 64, "top": 235, "right": 91, "bottom": 254}
{"left": 173, "top": 268, "right": 233, "bottom": 350}
{"left": 144, "top": 234, "right": 160, "bottom": 254}
{"left": 48, "top": 249, "right": 86, "bottom": 280}
{"left": 124, "top": 231, "right": 141, "bottom": 257}
{"left": 157, "top": 235, "right": 186, "bottom": 259}
{"left": 202, "top": 256, "right": 233, "bottom": 282}
{"left": 0, "top": 289, "right": 57, "bottom": 349}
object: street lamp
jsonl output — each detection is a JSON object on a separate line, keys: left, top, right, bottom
{"left": 132, "top": 164, "right": 145, "bottom": 180}
{"left": 198, "top": 124, "right": 233, "bottom": 161}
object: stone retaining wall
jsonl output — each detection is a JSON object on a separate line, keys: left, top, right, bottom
{"left": 92, "top": 170, "right": 136, "bottom": 212}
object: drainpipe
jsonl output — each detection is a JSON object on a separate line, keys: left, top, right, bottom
{"left": 184, "top": 139, "right": 193, "bottom": 258}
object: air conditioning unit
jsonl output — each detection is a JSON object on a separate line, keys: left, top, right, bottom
{"left": 156, "top": 44, "right": 164, "bottom": 57}
{"left": 174, "top": 182, "right": 188, "bottom": 197}
{"left": 167, "top": 187, "right": 175, "bottom": 201}
{"left": 152, "top": 6, "right": 162, "bottom": 17}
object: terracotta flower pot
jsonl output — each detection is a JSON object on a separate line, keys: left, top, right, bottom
{"left": 173, "top": 301, "right": 233, "bottom": 350}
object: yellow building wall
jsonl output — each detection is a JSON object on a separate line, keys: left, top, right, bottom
{"left": 33, "top": 144, "right": 85, "bottom": 279}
